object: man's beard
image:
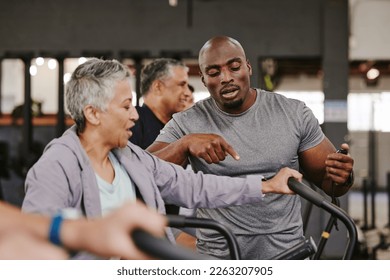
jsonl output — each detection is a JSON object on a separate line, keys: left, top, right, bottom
{"left": 223, "top": 98, "right": 244, "bottom": 109}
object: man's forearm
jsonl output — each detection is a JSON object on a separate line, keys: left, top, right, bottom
{"left": 147, "top": 139, "right": 189, "bottom": 166}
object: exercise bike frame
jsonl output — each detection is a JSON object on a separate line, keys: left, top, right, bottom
{"left": 132, "top": 178, "right": 357, "bottom": 260}
{"left": 287, "top": 177, "right": 358, "bottom": 259}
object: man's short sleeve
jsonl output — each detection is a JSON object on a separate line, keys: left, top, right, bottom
{"left": 298, "top": 104, "right": 324, "bottom": 152}
{"left": 155, "top": 118, "right": 185, "bottom": 144}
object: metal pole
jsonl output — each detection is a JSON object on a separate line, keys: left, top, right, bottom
{"left": 387, "top": 172, "right": 390, "bottom": 228}
{"left": 56, "top": 56, "right": 65, "bottom": 136}
{"left": 362, "top": 178, "right": 369, "bottom": 230}
{"left": 370, "top": 177, "right": 377, "bottom": 229}
{"left": 368, "top": 130, "right": 376, "bottom": 229}
{"left": 133, "top": 56, "right": 142, "bottom": 106}
{"left": 22, "top": 56, "right": 33, "bottom": 165}
{"left": 0, "top": 57, "right": 3, "bottom": 116}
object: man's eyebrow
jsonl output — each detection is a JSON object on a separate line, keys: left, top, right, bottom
{"left": 204, "top": 57, "right": 243, "bottom": 72}
{"left": 205, "top": 64, "right": 220, "bottom": 72}
{"left": 227, "top": 57, "right": 242, "bottom": 64}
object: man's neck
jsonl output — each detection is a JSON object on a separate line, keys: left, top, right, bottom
{"left": 144, "top": 99, "right": 171, "bottom": 124}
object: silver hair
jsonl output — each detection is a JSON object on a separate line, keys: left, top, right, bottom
{"left": 65, "top": 58, "right": 131, "bottom": 133}
{"left": 140, "top": 58, "right": 188, "bottom": 96}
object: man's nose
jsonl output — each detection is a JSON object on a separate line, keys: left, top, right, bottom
{"left": 220, "top": 69, "right": 233, "bottom": 83}
{"left": 184, "top": 87, "right": 192, "bottom": 97}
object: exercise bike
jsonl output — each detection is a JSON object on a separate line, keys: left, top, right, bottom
{"left": 133, "top": 178, "right": 357, "bottom": 260}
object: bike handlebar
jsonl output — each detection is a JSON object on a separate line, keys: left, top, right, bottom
{"left": 167, "top": 215, "right": 242, "bottom": 260}
{"left": 287, "top": 177, "right": 357, "bottom": 259}
{"left": 132, "top": 178, "right": 356, "bottom": 260}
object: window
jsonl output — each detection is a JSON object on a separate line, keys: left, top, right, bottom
{"left": 348, "top": 92, "right": 390, "bottom": 132}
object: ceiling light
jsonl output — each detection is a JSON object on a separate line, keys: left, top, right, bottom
{"left": 366, "top": 68, "right": 380, "bottom": 80}
{"left": 169, "top": 0, "right": 178, "bottom": 7}
{"left": 29, "top": 65, "right": 37, "bottom": 76}
{"left": 63, "top": 73, "right": 72, "bottom": 84}
{"left": 78, "top": 57, "right": 87, "bottom": 65}
{"left": 48, "top": 59, "right": 57, "bottom": 70}
{"left": 35, "top": 57, "right": 44, "bottom": 66}
{"left": 365, "top": 67, "right": 380, "bottom": 87}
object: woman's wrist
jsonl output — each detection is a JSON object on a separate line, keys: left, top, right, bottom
{"left": 49, "top": 214, "right": 64, "bottom": 246}
{"left": 48, "top": 208, "right": 84, "bottom": 251}
{"left": 60, "top": 219, "right": 88, "bottom": 252}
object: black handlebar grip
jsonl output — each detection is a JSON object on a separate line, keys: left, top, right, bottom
{"left": 288, "top": 177, "right": 358, "bottom": 260}
{"left": 166, "top": 214, "right": 187, "bottom": 227}
{"left": 287, "top": 177, "right": 325, "bottom": 207}
{"left": 271, "top": 237, "right": 317, "bottom": 260}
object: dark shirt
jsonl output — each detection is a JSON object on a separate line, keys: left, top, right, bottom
{"left": 130, "top": 104, "right": 179, "bottom": 215}
{"left": 130, "top": 104, "right": 165, "bottom": 149}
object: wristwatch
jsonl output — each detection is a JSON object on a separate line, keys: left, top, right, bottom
{"left": 343, "top": 170, "right": 354, "bottom": 188}
{"left": 49, "top": 208, "right": 81, "bottom": 246}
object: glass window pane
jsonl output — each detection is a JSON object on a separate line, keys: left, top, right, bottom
{"left": 31, "top": 57, "right": 58, "bottom": 114}
{"left": 1, "top": 59, "right": 24, "bottom": 114}
{"left": 348, "top": 92, "right": 390, "bottom": 132}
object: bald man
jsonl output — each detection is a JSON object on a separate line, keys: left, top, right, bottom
{"left": 147, "top": 36, "right": 354, "bottom": 259}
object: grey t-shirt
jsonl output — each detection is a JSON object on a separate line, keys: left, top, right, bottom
{"left": 156, "top": 89, "right": 324, "bottom": 259}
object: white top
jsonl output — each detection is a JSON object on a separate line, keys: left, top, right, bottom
{"left": 96, "top": 152, "right": 136, "bottom": 216}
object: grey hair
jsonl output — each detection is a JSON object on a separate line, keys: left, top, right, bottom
{"left": 65, "top": 58, "right": 131, "bottom": 133}
{"left": 140, "top": 58, "right": 187, "bottom": 96}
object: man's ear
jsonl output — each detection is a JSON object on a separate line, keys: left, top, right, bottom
{"left": 83, "top": 105, "right": 100, "bottom": 126}
{"left": 247, "top": 59, "right": 253, "bottom": 76}
{"left": 153, "top": 80, "right": 164, "bottom": 96}
{"left": 199, "top": 71, "right": 206, "bottom": 87}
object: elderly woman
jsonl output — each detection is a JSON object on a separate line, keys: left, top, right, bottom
{"left": 22, "top": 58, "right": 301, "bottom": 259}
